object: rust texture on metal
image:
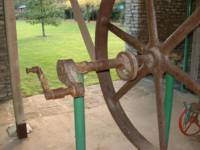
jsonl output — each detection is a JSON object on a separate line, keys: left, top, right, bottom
{"left": 107, "top": 23, "right": 145, "bottom": 53}
{"left": 26, "top": 0, "right": 200, "bottom": 149}
{"left": 76, "top": 59, "right": 120, "bottom": 73}
{"left": 56, "top": 51, "right": 139, "bottom": 81}
{"left": 75, "top": 51, "right": 139, "bottom": 81}
{"left": 116, "top": 51, "right": 139, "bottom": 80}
{"left": 95, "top": 0, "right": 200, "bottom": 150}
{"left": 27, "top": 51, "right": 141, "bottom": 100}
{"left": 26, "top": 66, "right": 83, "bottom": 99}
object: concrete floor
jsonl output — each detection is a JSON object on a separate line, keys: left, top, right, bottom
{"left": 0, "top": 79, "right": 200, "bottom": 150}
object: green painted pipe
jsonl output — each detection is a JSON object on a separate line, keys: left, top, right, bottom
{"left": 74, "top": 74, "right": 86, "bottom": 150}
{"left": 164, "top": 71, "right": 175, "bottom": 144}
{"left": 180, "top": 0, "right": 193, "bottom": 91}
{"left": 164, "top": 0, "right": 193, "bottom": 143}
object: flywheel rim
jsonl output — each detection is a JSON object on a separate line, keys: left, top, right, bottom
{"left": 95, "top": 0, "right": 200, "bottom": 150}
{"left": 95, "top": 0, "right": 156, "bottom": 149}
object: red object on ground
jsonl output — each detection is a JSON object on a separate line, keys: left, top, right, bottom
{"left": 179, "top": 109, "right": 200, "bottom": 136}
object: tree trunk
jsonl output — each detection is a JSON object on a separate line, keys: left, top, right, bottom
{"left": 86, "top": 5, "right": 90, "bottom": 23}
{"left": 40, "top": 0, "right": 46, "bottom": 37}
{"left": 41, "top": 18, "right": 46, "bottom": 37}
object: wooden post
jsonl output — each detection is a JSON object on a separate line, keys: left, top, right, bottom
{"left": 4, "top": 0, "right": 27, "bottom": 139}
{"left": 190, "top": 0, "right": 200, "bottom": 81}
{"left": 70, "top": 0, "right": 95, "bottom": 60}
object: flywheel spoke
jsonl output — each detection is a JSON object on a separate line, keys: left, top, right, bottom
{"left": 108, "top": 23, "right": 145, "bottom": 53}
{"left": 145, "top": 0, "right": 159, "bottom": 46}
{"left": 165, "top": 61, "right": 200, "bottom": 95}
{"left": 113, "top": 66, "right": 150, "bottom": 101}
{"left": 161, "top": 6, "right": 200, "bottom": 54}
{"left": 154, "top": 72, "right": 167, "bottom": 150}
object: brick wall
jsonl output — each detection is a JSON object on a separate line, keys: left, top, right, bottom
{"left": 0, "top": 0, "right": 12, "bottom": 100}
{"left": 125, "top": 0, "right": 187, "bottom": 51}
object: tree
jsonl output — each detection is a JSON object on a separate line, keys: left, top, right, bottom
{"left": 69, "top": 0, "right": 123, "bottom": 7}
{"left": 14, "top": 0, "right": 29, "bottom": 9}
{"left": 66, "top": 0, "right": 124, "bottom": 22}
{"left": 66, "top": 0, "right": 100, "bottom": 8}
{"left": 24, "top": 0, "right": 64, "bottom": 37}
{"left": 66, "top": 0, "right": 100, "bottom": 22}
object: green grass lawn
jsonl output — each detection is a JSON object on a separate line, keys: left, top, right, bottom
{"left": 17, "top": 20, "right": 124, "bottom": 97}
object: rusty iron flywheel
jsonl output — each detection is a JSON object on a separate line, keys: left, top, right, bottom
{"left": 27, "top": 0, "right": 200, "bottom": 149}
{"left": 95, "top": 0, "right": 200, "bottom": 150}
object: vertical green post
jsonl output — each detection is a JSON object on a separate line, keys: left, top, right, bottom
{"left": 164, "top": 0, "right": 193, "bottom": 143}
{"left": 180, "top": 0, "right": 193, "bottom": 91}
{"left": 74, "top": 74, "right": 86, "bottom": 150}
{"left": 164, "top": 71, "right": 175, "bottom": 144}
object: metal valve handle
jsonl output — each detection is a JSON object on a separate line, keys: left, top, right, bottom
{"left": 26, "top": 66, "right": 78, "bottom": 99}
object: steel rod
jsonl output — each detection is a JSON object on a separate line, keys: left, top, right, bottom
{"left": 76, "top": 59, "right": 120, "bottom": 73}
{"left": 113, "top": 66, "right": 150, "bottom": 101}
{"left": 108, "top": 23, "right": 145, "bottom": 53}
{"left": 145, "top": 0, "right": 159, "bottom": 46}
{"left": 166, "top": 62, "right": 200, "bottom": 95}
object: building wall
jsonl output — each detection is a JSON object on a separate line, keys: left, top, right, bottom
{"left": 0, "top": 0, "right": 12, "bottom": 100}
{"left": 125, "top": 0, "right": 187, "bottom": 50}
